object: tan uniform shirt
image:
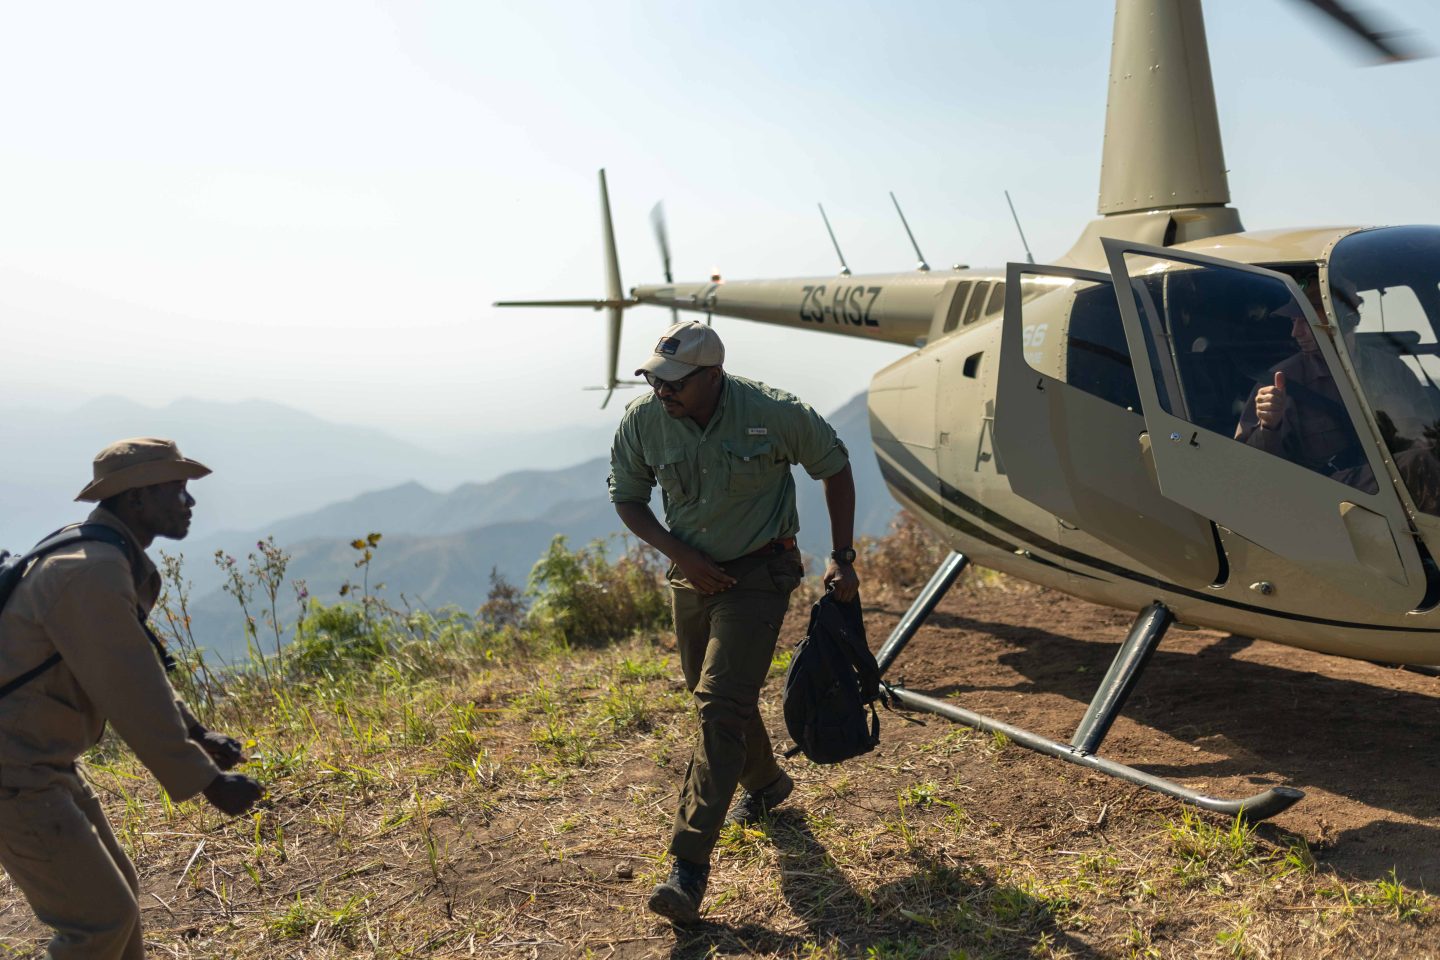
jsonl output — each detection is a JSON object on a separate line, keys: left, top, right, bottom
{"left": 609, "top": 374, "right": 849, "bottom": 562}
{"left": 0, "top": 508, "right": 218, "bottom": 800}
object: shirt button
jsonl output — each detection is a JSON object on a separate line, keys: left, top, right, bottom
{"left": 700, "top": 498, "right": 707, "bottom": 504}
{"left": 701, "top": 527, "right": 707, "bottom": 532}
{"left": 702, "top": 468, "right": 707, "bottom": 474}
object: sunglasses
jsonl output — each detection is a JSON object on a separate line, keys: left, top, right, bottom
{"left": 643, "top": 368, "right": 705, "bottom": 393}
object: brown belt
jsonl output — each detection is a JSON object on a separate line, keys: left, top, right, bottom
{"left": 743, "top": 536, "right": 797, "bottom": 559}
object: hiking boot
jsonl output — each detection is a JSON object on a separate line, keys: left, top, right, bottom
{"left": 725, "top": 771, "right": 794, "bottom": 826}
{"left": 647, "top": 858, "right": 710, "bottom": 926}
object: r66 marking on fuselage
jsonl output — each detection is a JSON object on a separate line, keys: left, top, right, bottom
{"left": 1022, "top": 323, "right": 1048, "bottom": 348}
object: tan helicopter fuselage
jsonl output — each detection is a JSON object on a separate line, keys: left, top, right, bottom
{"left": 633, "top": 224, "right": 1440, "bottom": 666}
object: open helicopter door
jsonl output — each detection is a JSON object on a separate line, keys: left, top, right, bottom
{"left": 1102, "top": 239, "right": 1428, "bottom": 611}
{"left": 993, "top": 262, "right": 1222, "bottom": 585}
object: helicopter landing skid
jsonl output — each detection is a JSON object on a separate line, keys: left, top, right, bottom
{"left": 877, "top": 568, "right": 1305, "bottom": 822}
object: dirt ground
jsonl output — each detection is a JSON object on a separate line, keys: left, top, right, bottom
{"left": 862, "top": 576, "right": 1440, "bottom": 890}
{"left": 439, "top": 574, "right": 1440, "bottom": 957}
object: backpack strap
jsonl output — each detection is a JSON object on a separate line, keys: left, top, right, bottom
{"left": 820, "top": 592, "right": 882, "bottom": 702}
{"left": 0, "top": 524, "right": 174, "bottom": 700}
{"left": 0, "top": 652, "right": 63, "bottom": 700}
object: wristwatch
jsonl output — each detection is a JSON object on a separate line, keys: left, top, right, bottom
{"left": 830, "top": 547, "right": 857, "bottom": 565}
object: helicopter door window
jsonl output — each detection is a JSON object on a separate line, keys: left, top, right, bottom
{"left": 1115, "top": 255, "right": 1377, "bottom": 496}
{"left": 1009, "top": 273, "right": 1144, "bottom": 413}
{"left": 962, "top": 282, "right": 991, "bottom": 326}
{"left": 941, "top": 281, "right": 973, "bottom": 334}
{"left": 1065, "top": 282, "right": 1144, "bottom": 413}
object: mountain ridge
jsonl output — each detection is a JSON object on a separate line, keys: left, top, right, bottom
{"left": 174, "top": 390, "right": 896, "bottom": 660}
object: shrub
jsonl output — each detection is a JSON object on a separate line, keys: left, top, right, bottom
{"left": 858, "top": 512, "right": 950, "bottom": 600}
{"left": 288, "top": 600, "right": 387, "bottom": 676}
{"left": 525, "top": 535, "right": 670, "bottom": 647}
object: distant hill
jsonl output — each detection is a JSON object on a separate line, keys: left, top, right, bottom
{"left": 176, "top": 391, "right": 901, "bottom": 661}
{"left": 184, "top": 458, "right": 614, "bottom": 579}
{"left": 0, "top": 396, "right": 612, "bottom": 549}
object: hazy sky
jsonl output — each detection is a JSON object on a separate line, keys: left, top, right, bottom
{"left": 3, "top": 1, "right": 1439, "bottom": 447}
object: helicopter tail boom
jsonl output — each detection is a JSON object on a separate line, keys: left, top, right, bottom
{"left": 631, "top": 270, "right": 956, "bottom": 348}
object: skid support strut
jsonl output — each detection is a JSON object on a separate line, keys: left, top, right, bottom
{"left": 876, "top": 551, "right": 969, "bottom": 676}
{"left": 879, "top": 572, "right": 1304, "bottom": 822}
{"left": 1071, "top": 601, "right": 1171, "bottom": 756}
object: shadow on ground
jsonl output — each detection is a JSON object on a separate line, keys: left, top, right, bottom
{"left": 885, "top": 607, "right": 1440, "bottom": 887}
{"left": 665, "top": 809, "right": 1101, "bottom": 958}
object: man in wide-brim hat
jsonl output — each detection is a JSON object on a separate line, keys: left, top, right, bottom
{"left": 0, "top": 438, "right": 263, "bottom": 960}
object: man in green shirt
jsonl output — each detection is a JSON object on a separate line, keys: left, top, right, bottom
{"left": 609, "top": 320, "right": 859, "bottom": 925}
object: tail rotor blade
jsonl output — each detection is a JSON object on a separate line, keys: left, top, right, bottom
{"left": 605, "top": 304, "right": 622, "bottom": 408}
{"left": 598, "top": 170, "right": 626, "bottom": 401}
{"left": 599, "top": 170, "right": 624, "bottom": 307}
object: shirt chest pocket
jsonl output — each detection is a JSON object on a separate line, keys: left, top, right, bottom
{"left": 723, "top": 439, "right": 780, "bottom": 496}
{"left": 647, "top": 448, "right": 695, "bottom": 505}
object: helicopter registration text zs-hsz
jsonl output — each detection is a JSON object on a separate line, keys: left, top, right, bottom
{"left": 798, "top": 283, "right": 882, "bottom": 326}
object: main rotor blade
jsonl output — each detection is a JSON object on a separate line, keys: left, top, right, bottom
{"left": 1289, "top": 0, "right": 1423, "bottom": 62}
{"left": 651, "top": 201, "right": 679, "bottom": 323}
{"left": 650, "top": 202, "right": 674, "bottom": 283}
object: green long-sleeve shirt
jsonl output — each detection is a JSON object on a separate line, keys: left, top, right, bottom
{"left": 609, "top": 374, "right": 849, "bottom": 562}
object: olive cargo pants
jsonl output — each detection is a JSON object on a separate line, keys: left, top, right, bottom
{"left": 668, "top": 547, "right": 804, "bottom": 865}
{"left": 0, "top": 771, "right": 145, "bottom": 959}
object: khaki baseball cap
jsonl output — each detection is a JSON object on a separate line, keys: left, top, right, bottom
{"left": 76, "top": 437, "right": 212, "bottom": 502}
{"left": 635, "top": 321, "right": 725, "bottom": 381}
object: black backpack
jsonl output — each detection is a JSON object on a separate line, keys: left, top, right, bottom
{"left": 0, "top": 523, "right": 174, "bottom": 700}
{"left": 783, "top": 591, "right": 884, "bottom": 764}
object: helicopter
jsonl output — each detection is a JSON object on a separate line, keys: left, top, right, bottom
{"left": 498, "top": 0, "right": 1438, "bottom": 821}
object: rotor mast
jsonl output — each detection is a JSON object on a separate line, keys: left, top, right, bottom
{"left": 1063, "top": 0, "right": 1243, "bottom": 265}
{"left": 1100, "top": 0, "right": 1230, "bottom": 216}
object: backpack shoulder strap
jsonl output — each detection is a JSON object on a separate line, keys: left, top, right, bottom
{"left": 16, "top": 523, "right": 136, "bottom": 574}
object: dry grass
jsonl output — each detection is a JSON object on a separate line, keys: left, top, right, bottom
{"left": 1, "top": 533, "right": 1437, "bottom": 958}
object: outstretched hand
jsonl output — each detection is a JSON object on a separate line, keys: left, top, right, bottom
{"left": 189, "top": 724, "right": 244, "bottom": 770}
{"left": 203, "top": 774, "right": 264, "bottom": 816}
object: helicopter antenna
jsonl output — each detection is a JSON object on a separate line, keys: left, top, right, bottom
{"left": 817, "top": 203, "right": 852, "bottom": 277}
{"left": 889, "top": 191, "right": 930, "bottom": 272}
{"left": 1005, "top": 190, "right": 1035, "bottom": 265}
{"left": 650, "top": 202, "right": 679, "bottom": 324}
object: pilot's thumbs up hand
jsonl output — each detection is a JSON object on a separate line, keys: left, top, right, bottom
{"left": 1256, "top": 371, "right": 1287, "bottom": 430}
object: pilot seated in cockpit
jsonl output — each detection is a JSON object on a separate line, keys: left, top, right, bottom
{"left": 1235, "top": 277, "right": 1440, "bottom": 512}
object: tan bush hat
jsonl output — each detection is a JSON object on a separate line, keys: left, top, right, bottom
{"left": 635, "top": 320, "right": 725, "bottom": 381}
{"left": 76, "top": 437, "right": 212, "bottom": 502}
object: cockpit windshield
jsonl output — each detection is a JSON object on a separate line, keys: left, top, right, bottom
{"left": 1330, "top": 226, "right": 1440, "bottom": 515}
